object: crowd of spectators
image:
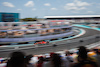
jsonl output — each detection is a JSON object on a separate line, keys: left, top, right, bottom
{"left": 0, "top": 46, "right": 100, "bottom": 67}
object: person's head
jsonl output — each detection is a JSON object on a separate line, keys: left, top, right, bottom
{"left": 96, "top": 49, "right": 100, "bottom": 54}
{"left": 25, "top": 54, "right": 33, "bottom": 64}
{"left": 38, "top": 56, "right": 44, "bottom": 61}
{"left": 3, "top": 59, "right": 8, "bottom": 63}
{"left": 37, "top": 56, "right": 44, "bottom": 63}
{"left": 50, "top": 52, "right": 55, "bottom": 58}
{"left": 78, "top": 46, "right": 87, "bottom": 60}
{"left": 7, "top": 51, "right": 26, "bottom": 67}
{"left": 51, "top": 53, "right": 62, "bottom": 67}
{"left": 65, "top": 51, "right": 70, "bottom": 56}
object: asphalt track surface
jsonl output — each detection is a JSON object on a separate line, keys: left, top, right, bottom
{"left": 0, "top": 27, "right": 100, "bottom": 58}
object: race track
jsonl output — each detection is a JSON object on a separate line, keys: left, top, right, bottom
{"left": 0, "top": 26, "right": 100, "bottom": 58}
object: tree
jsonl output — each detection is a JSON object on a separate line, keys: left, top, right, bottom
{"left": 20, "top": 18, "right": 37, "bottom": 21}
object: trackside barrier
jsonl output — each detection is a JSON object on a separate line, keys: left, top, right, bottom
{"left": 0, "top": 34, "right": 100, "bottom": 52}
{"left": 55, "top": 41, "right": 100, "bottom": 54}
{"left": 51, "top": 34, "right": 100, "bottom": 45}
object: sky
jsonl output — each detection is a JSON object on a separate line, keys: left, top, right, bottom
{"left": 0, "top": 0, "right": 100, "bottom": 18}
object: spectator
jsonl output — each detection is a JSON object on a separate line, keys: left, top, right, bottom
{"left": 61, "top": 50, "right": 74, "bottom": 67}
{"left": 88, "top": 49, "right": 96, "bottom": 57}
{"left": 6, "top": 51, "right": 27, "bottom": 67}
{"left": 50, "top": 52, "right": 55, "bottom": 58}
{"left": 0, "top": 59, "right": 7, "bottom": 67}
{"left": 36, "top": 56, "right": 44, "bottom": 67}
{"left": 30, "top": 55, "right": 38, "bottom": 65}
{"left": 66, "top": 51, "right": 74, "bottom": 67}
{"left": 25, "top": 54, "right": 34, "bottom": 67}
{"left": 43, "top": 53, "right": 62, "bottom": 67}
{"left": 52, "top": 54, "right": 62, "bottom": 67}
{"left": 93, "top": 49, "right": 100, "bottom": 67}
{"left": 73, "top": 46, "right": 98, "bottom": 67}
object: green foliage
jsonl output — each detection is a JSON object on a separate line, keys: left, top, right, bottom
{"left": 20, "top": 18, "right": 37, "bottom": 21}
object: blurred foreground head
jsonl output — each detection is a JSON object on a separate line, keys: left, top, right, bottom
{"left": 78, "top": 46, "right": 88, "bottom": 60}
{"left": 7, "top": 51, "right": 27, "bottom": 67}
{"left": 52, "top": 53, "right": 62, "bottom": 67}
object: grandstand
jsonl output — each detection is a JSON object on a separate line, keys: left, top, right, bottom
{"left": 44, "top": 15, "right": 100, "bottom": 23}
{"left": 0, "top": 21, "right": 79, "bottom": 46}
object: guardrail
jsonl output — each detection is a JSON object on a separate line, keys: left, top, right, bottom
{"left": 56, "top": 41, "right": 100, "bottom": 54}
{"left": 52, "top": 34, "right": 100, "bottom": 45}
{"left": 0, "top": 31, "right": 74, "bottom": 43}
{"left": 0, "top": 34, "right": 99, "bottom": 52}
